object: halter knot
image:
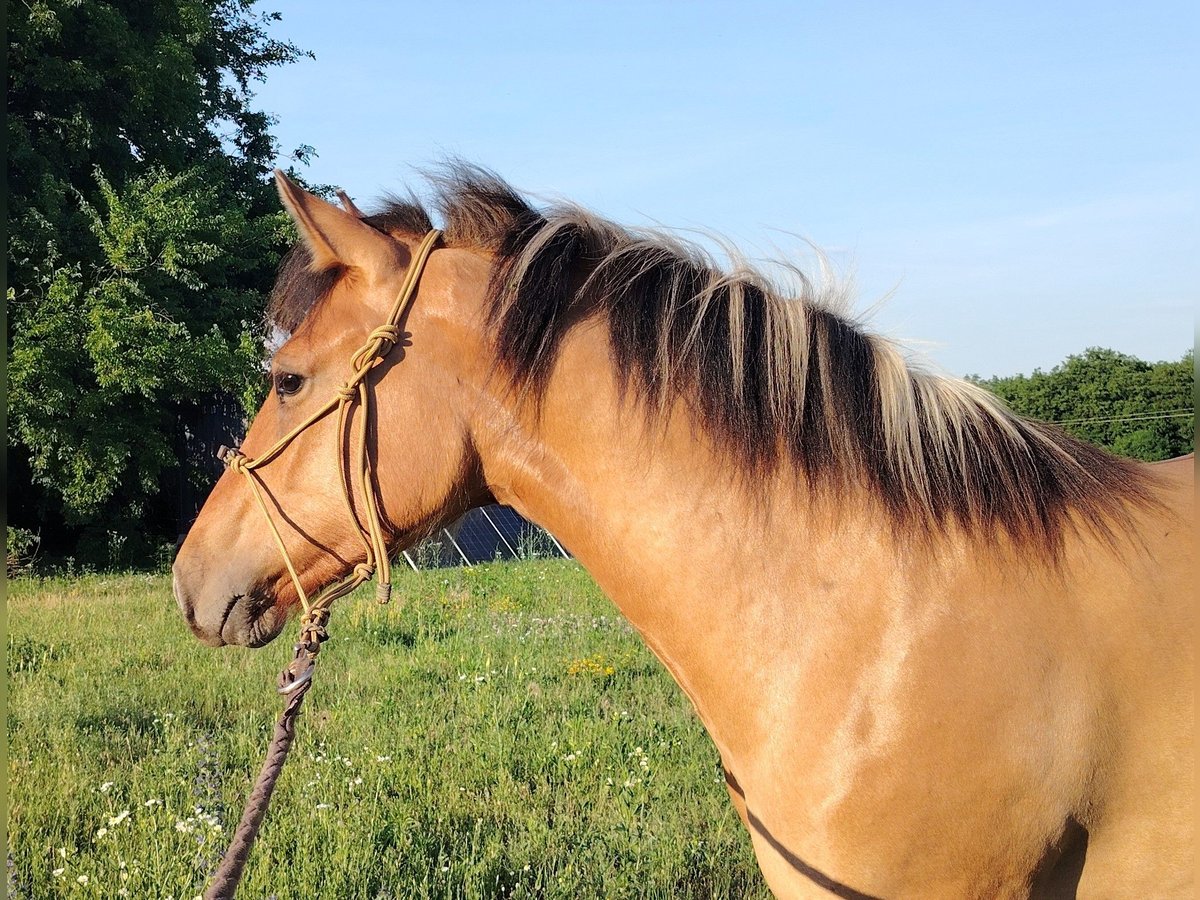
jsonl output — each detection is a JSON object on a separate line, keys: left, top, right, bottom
{"left": 352, "top": 562, "right": 375, "bottom": 581}
{"left": 299, "top": 624, "right": 328, "bottom": 652}
{"left": 299, "top": 606, "right": 331, "bottom": 650}
{"left": 302, "top": 606, "right": 330, "bottom": 627}
{"left": 217, "top": 445, "right": 250, "bottom": 474}
{"left": 369, "top": 324, "right": 401, "bottom": 347}
{"left": 336, "top": 382, "right": 358, "bottom": 401}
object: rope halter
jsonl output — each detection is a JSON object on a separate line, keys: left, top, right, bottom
{"left": 217, "top": 229, "right": 441, "bottom": 669}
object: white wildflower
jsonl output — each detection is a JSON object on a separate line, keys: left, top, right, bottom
{"left": 108, "top": 810, "right": 130, "bottom": 826}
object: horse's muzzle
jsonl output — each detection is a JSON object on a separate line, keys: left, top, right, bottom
{"left": 173, "top": 564, "right": 286, "bottom": 648}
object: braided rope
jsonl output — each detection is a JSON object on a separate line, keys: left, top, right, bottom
{"left": 203, "top": 229, "right": 441, "bottom": 898}
{"left": 202, "top": 657, "right": 312, "bottom": 900}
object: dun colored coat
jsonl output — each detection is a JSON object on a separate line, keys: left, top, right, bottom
{"left": 174, "top": 167, "right": 1194, "bottom": 898}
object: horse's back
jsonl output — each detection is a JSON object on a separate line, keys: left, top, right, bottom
{"left": 1147, "top": 452, "right": 1194, "bottom": 505}
{"left": 1149, "top": 451, "right": 1194, "bottom": 470}
{"left": 1139, "top": 451, "right": 1193, "bottom": 617}
{"left": 1074, "top": 452, "right": 1193, "bottom": 897}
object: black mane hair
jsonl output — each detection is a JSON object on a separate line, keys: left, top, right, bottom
{"left": 268, "top": 163, "right": 1151, "bottom": 548}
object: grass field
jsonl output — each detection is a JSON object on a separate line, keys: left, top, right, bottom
{"left": 7, "top": 562, "right": 769, "bottom": 898}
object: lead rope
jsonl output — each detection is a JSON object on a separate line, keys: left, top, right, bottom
{"left": 201, "top": 650, "right": 313, "bottom": 900}
{"left": 202, "top": 230, "right": 441, "bottom": 900}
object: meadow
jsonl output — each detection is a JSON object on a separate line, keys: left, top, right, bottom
{"left": 7, "top": 561, "right": 769, "bottom": 898}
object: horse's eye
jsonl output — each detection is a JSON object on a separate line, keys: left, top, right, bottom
{"left": 274, "top": 372, "right": 304, "bottom": 397}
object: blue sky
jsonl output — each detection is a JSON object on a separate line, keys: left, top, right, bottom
{"left": 254, "top": 1, "right": 1197, "bottom": 377}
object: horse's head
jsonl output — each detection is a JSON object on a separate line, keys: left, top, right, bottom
{"left": 173, "top": 173, "right": 491, "bottom": 646}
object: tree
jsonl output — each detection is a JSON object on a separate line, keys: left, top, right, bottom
{"left": 7, "top": 0, "right": 312, "bottom": 563}
{"left": 970, "top": 348, "right": 1194, "bottom": 462}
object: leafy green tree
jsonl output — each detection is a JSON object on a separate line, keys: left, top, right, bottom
{"left": 971, "top": 348, "right": 1194, "bottom": 462}
{"left": 8, "top": 0, "right": 311, "bottom": 563}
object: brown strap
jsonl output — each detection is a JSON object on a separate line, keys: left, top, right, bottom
{"left": 202, "top": 651, "right": 314, "bottom": 899}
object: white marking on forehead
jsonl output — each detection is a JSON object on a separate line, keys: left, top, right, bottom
{"left": 262, "top": 325, "right": 293, "bottom": 374}
{"left": 266, "top": 324, "right": 290, "bottom": 356}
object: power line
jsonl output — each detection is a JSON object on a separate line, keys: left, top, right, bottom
{"left": 1052, "top": 409, "right": 1194, "bottom": 426}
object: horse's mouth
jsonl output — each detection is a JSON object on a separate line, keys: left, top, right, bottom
{"left": 220, "top": 590, "right": 287, "bottom": 648}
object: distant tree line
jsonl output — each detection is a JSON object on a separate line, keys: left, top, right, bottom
{"left": 968, "top": 348, "right": 1194, "bottom": 462}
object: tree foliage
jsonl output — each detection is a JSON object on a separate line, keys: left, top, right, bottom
{"left": 7, "top": 0, "right": 310, "bottom": 561}
{"left": 970, "top": 348, "right": 1194, "bottom": 462}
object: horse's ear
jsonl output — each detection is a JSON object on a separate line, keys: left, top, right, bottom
{"left": 274, "top": 170, "right": 401, "bottom": 274}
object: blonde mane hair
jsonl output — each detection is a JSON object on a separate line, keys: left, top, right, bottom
{"left": 268, "top": 163, "right": 1150, "bottom": 547}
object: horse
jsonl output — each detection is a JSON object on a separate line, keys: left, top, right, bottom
{"left": 173, "top": 165, "right": 1193, "bottom": 898}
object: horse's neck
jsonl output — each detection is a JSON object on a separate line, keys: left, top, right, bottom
{"left": 473, "top": 325, "right": 933, "bottom": 763}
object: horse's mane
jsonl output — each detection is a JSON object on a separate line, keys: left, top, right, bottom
{"left": 269, "top": 163, "right": 1151, "bottom": 548}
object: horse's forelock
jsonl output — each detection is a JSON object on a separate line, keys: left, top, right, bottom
{"left": 266, "top": 243, "right": 341, "bottom": 334}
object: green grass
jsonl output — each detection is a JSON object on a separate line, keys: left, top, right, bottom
{"left": 7, "top": 562, "right": 768, "bottom": 898}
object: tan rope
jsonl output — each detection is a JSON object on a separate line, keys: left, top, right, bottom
{"left": 204, "top": 229, "right": 441, "bottom": 899}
